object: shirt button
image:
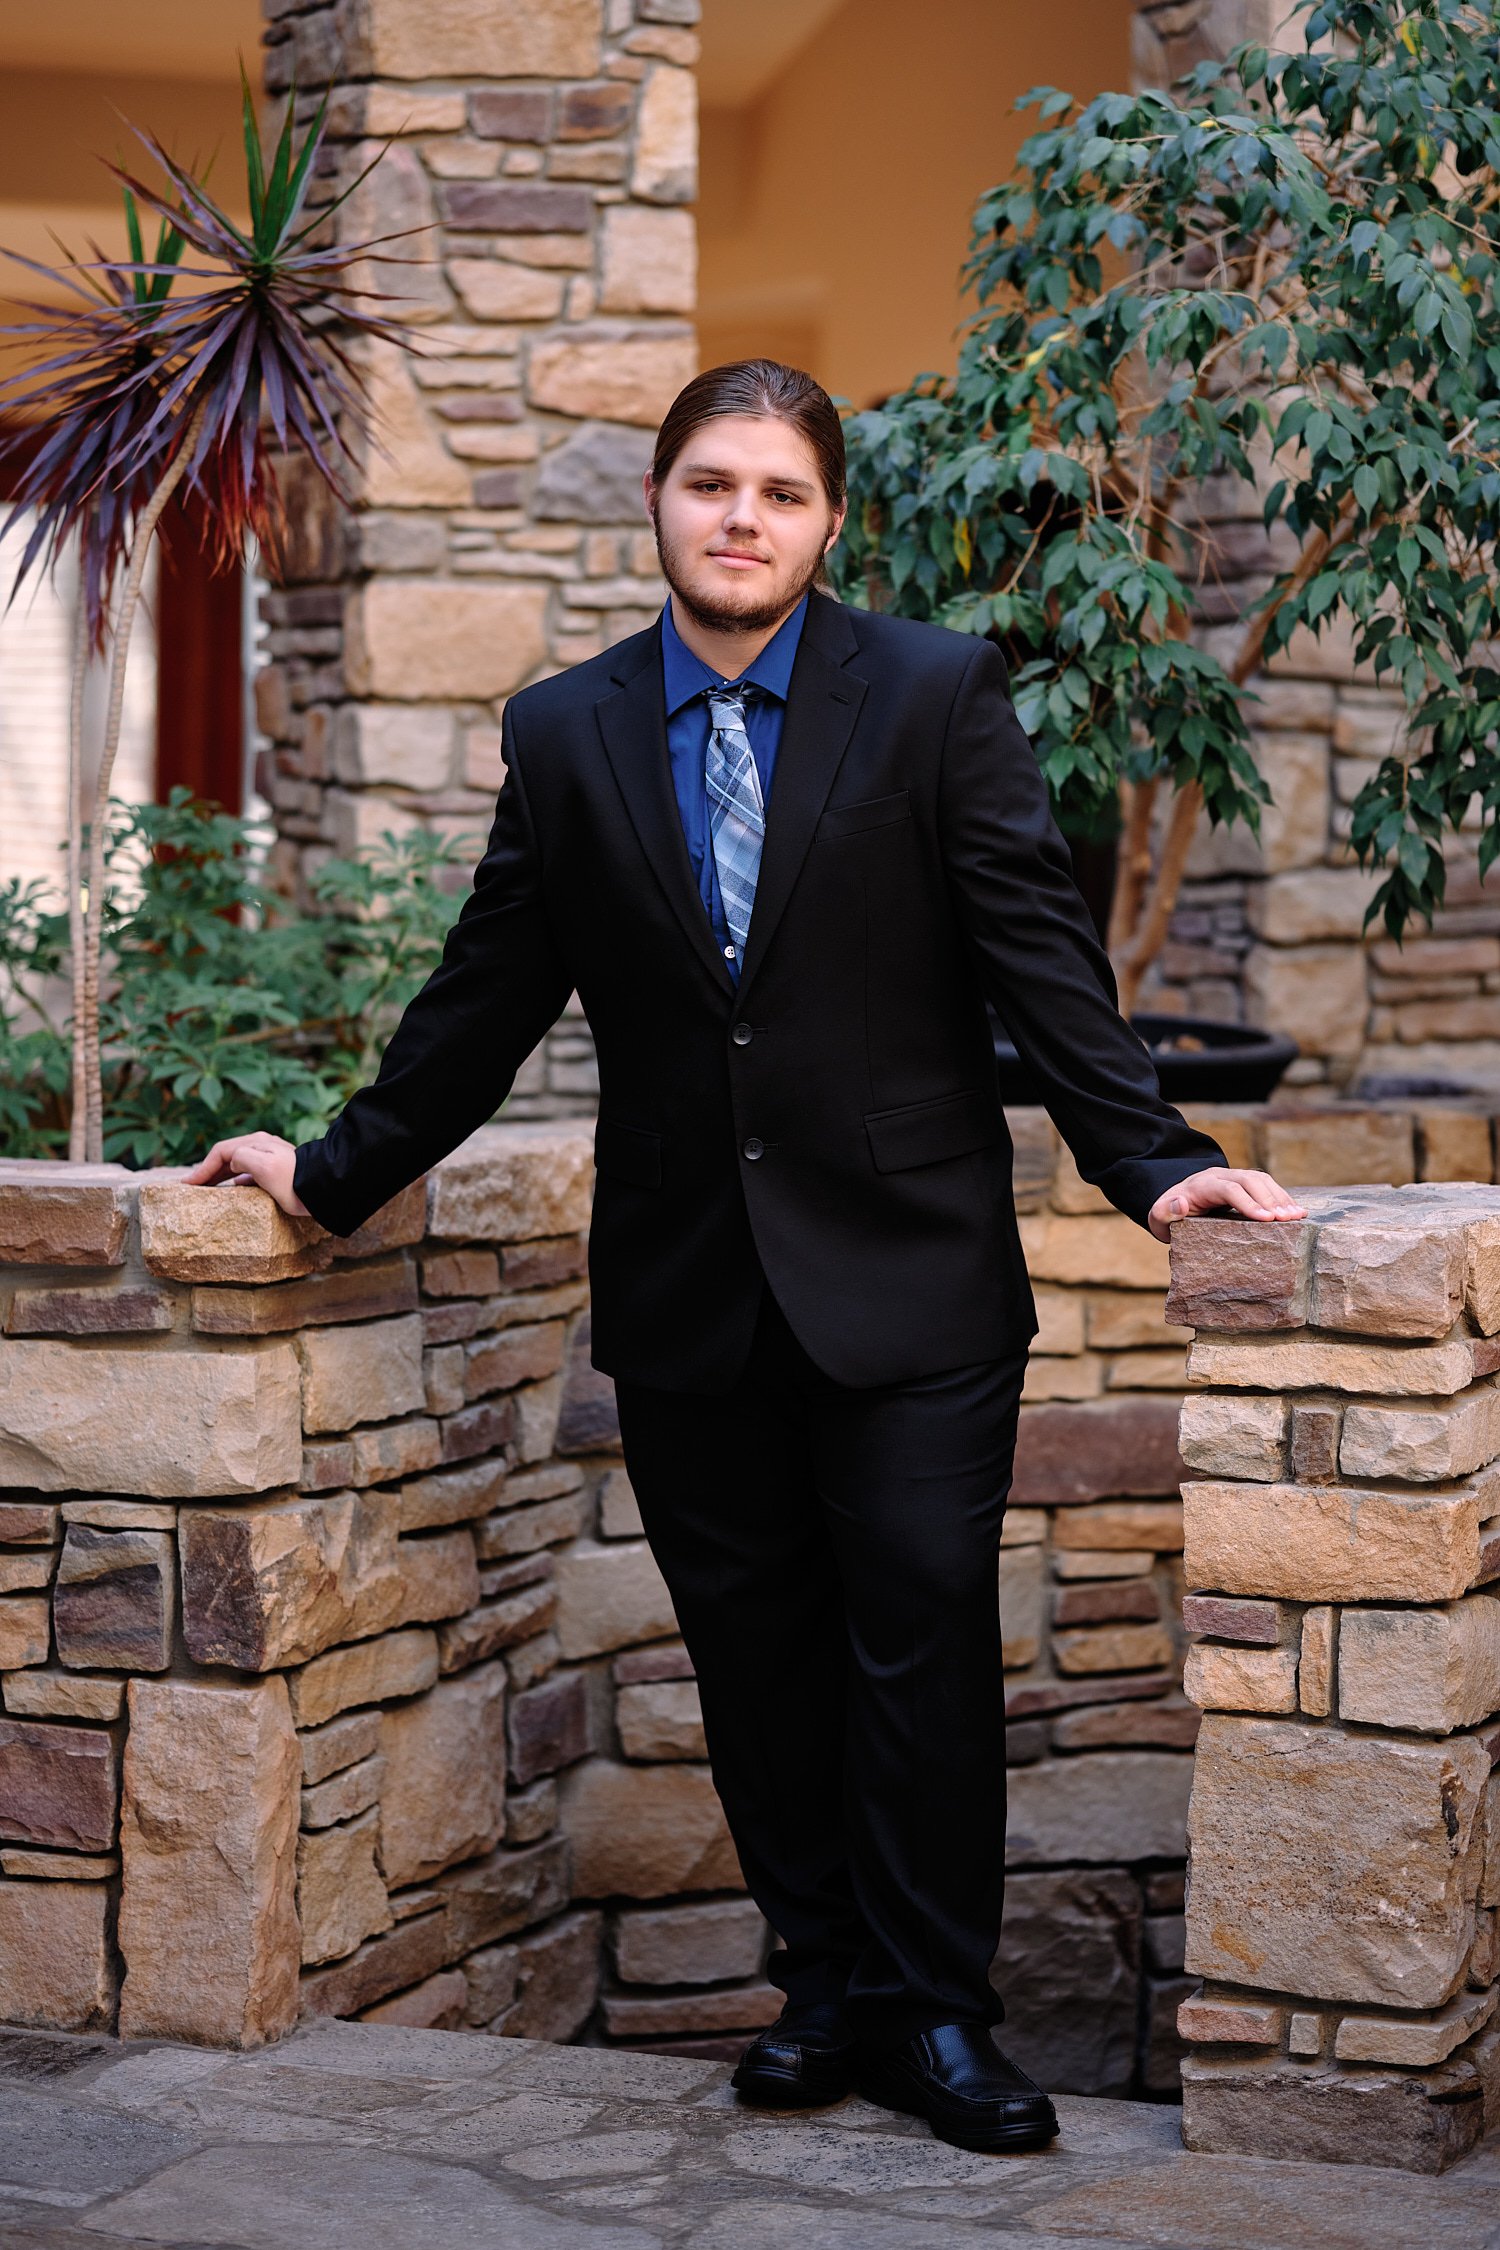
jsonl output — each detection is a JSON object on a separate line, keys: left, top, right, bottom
{"left": 731, "top": 1022, "right": 753, "bottom": 1046}
{"left": 743, "top": 1137, "right": 764, "bottom": 1161}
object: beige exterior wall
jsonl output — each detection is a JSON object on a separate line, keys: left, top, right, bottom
{"left": 697, "top": 0, "right": 1134, "bottom": 406}
{"left": 0, "top": 8, "right": 258, "bottom": 347}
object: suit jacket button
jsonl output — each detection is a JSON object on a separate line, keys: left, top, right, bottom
{"left": 732, "top": 1022, "right": 753, "bottom": 1046}
{"left": 743, "top": 1137, "right": 764, "bottom": 1160}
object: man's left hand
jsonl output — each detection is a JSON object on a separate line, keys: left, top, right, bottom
{"left": 1146, "top": 1167, "right": 1307, "bottom": 1244}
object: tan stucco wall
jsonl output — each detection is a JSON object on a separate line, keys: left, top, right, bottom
{"left": 0, "top": 0, "right": 258, "bottom": 356}
{"left": 697, "top": 0, "right": 1135, "bottom": 408}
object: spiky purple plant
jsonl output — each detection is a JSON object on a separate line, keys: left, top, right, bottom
{"left": 0, "top": 74, "right": 418, "bottom": 1160}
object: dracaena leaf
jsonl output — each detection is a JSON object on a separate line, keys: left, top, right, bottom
{"left": 1, "top": 76, "right": 418, "bottom": 608}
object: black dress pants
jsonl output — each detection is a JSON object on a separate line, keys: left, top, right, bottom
{"left": 612, "top": 1285, "right": 1031, "bottom": 2051}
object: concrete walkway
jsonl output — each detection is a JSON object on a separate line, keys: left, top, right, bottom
{"left": 1, "top": 2019, "right": 1498, "bottom": 2250}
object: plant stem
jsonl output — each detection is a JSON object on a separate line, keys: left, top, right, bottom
{"left": 1111, "top": 496, "right": 1364, "bottom": 1015}
{"left": 66, "top": 586, "right": 89, "bottom": 1163}
{"left": 1116, "top": 779, "right": 1203, "bottom": 1017}
{"left": 1227, "top": 498, "right": 1358, "bottom": 694}
{"left": 1107, "top": 774, "right": 1159, "bottom": 961}
{"left": 80, "top": 398, "right": 206, "bottom": 1163}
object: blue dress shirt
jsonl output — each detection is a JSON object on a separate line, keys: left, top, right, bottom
{"left": 660, "top": 590, "right": 810, "bottom": 978}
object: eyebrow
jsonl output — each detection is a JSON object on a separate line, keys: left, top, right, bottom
{"left": 678, "top": 460, "right": 819, "bottom": 495}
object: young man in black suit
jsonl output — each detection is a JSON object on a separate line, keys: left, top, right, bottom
{"left": 190, "top": 359, "right": 1306, "bottom": 2153}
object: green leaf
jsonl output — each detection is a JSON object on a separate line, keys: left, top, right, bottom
{"left": 239, "top": 62, "right": 267, "bottom": 231}
{"left": 1439, "top": 296, "right": 1473, "bottom": 355}
{"left": 123, "top": 188, "right": 144, "bottom": 274}
{"left": 280, "top": 88, "right": 334, "bottom": 244}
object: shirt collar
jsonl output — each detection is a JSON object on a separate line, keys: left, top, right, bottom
{"left": 660, "top": 589, "right": 811, "bottom": 718}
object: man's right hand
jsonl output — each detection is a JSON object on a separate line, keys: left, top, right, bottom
{"left": 182, "top": 1132, "right": 310, "bottom": 1218}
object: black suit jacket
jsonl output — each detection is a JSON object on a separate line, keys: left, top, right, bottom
{"left": 295, "top": 589, "right": 1225, "bottom": 1391}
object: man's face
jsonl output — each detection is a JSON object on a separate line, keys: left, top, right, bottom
{"left": 645, "top": 413, "right": 846, "bottom": 636}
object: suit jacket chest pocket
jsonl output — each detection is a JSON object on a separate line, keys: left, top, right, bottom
{"left": 815, "top": 790, "right": 910, "bottom": 842}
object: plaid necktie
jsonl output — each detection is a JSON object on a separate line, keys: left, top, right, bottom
{"left": 705, "top": 684, "right": 765, "bottom": 964}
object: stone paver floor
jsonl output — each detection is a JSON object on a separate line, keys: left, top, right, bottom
{"left": 1, "top": 2019, "right": 1498, "bottom": 2250}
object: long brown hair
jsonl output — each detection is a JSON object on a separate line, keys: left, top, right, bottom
{"left": 651, "top": 359, "right": 846, "bottom": 509}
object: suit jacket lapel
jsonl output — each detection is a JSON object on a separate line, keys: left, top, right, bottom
{"left": 595, "top": 622, "right": 737, "bottom": 998}
{"left": 593, "top": 593, "right": 868, "bottom": 1005}
{"left": 738, "top": 591, "right": 867, "bottom": 1002}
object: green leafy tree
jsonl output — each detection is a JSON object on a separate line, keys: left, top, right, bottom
{"left": 830, "top": 0, "right": 1500, "bottom": 1012}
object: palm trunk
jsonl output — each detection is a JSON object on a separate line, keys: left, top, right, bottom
{"left": 66, "top": 586, "right": 89, "bottom": 1163}
{"left": 79, "top": 402, "right": 204, "bottom": 1163}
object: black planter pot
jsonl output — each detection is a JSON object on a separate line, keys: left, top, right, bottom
{"left": 992, "top": 1012, "right": 1298, "bottom": 1107}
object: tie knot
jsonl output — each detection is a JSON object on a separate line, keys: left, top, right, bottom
{"left": 708, "top": 682, "right": 752, "bottom": 719}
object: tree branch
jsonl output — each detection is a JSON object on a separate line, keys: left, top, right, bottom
{"left": 1115, "top": 777, "right": 1204, "bottom": 1017}
{"left": 1107, "top": 773, "right": 1160, "bottom": 960}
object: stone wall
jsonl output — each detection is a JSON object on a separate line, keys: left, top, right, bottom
{"left": 4, "top": 1097, "right": 1500, "bottom": 2093}
{"left": 1171, "top": 1185, "right": 1500, "bottom": 2171}
{"left": 0, "top": 1131, "right": 617, "bottom": 2046}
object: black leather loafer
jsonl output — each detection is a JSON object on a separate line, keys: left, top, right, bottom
{"left": 857, "top": 2022, "right": 1059, "bottom": 2152}
{"left": 731, "top": 2000, "right": 858, "bottom": 2108}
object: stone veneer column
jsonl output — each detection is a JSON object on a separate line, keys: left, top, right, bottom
{"left": 1169, "top": 1184, "right": 1500, "bottom": 2170}
{"left": 256, "top": 0, "right": 699, "bottom": 1114}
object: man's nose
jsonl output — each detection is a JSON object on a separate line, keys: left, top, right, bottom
{"left": 723, "top": 491, "right": 763, "bottom": 532}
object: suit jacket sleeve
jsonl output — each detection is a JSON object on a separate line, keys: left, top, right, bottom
{"left": 937, "top": 635, "right": 1227, "bottom": 1229}
{"left": 293, "top": 705, "right": 573, "bottom": 1239}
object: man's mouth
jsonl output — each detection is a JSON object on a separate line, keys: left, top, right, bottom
{"left": 710, "top": 551, "right": 768, "bottom": 568}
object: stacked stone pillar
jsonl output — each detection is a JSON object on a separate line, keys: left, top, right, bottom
{"left": 256, "top": 0, "right": 699, "bottom": 1113}
{"left": 1171, "top": 1185, "right": 1500, "bottom": 2170}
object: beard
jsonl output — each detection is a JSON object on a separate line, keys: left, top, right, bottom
{"left": 651, "top": 510, "right": 828, "bottom": 635}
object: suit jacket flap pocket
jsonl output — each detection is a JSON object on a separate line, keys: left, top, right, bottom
{"left": 864, "top": 1088, "right": 1000, "bottom": 1174}
{"left": 816, "top": 790, "right": 910, "bottom": 840}
{"left": 593, "top": 1117, "right": 663, "bottom": 1189}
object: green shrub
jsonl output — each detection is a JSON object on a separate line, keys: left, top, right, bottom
{"left": 0, "top": 791, "right": 481, "bottom": 1167}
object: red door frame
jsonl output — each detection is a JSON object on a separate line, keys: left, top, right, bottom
{"left": 154, "top": 491, "right": 245, "bottom": 813}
